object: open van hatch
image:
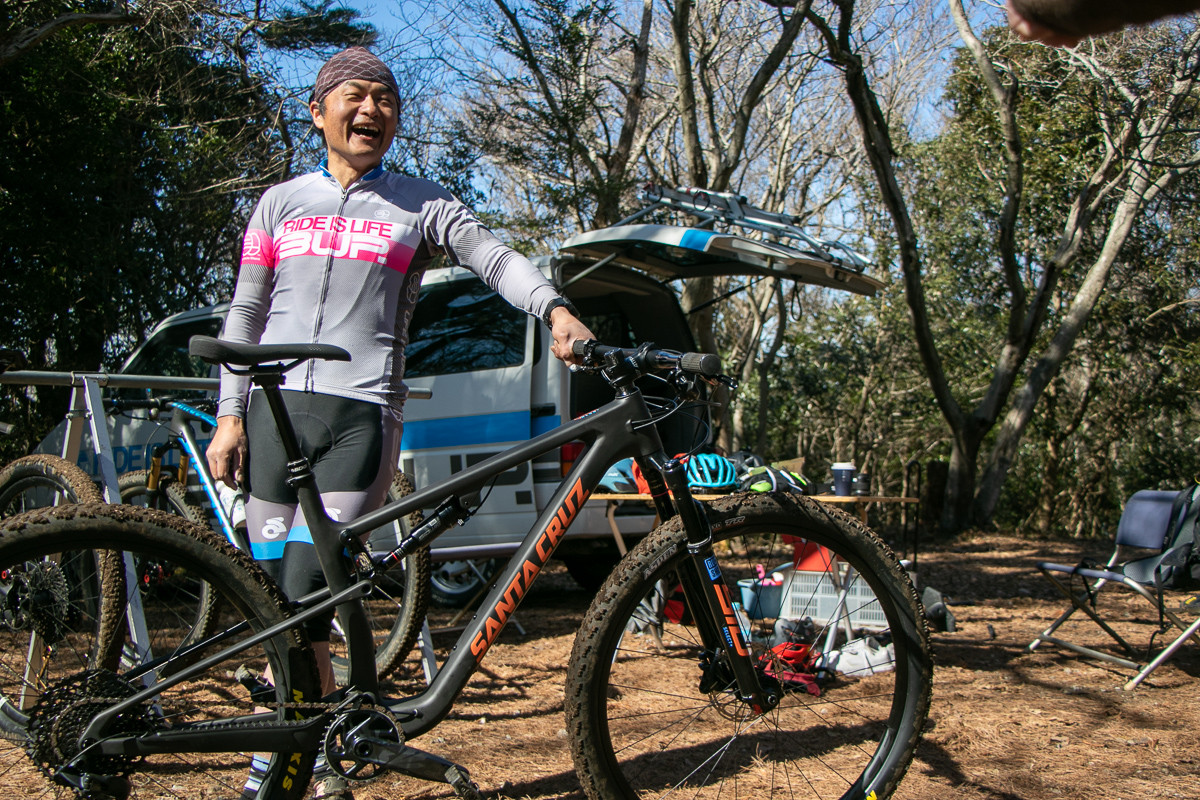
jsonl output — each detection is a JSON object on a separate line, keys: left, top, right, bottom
{"left": 556, "top": 184, "right": 884, "bottom": 297}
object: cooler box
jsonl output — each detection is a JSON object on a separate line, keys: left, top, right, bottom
{"left": 737, "top": 562, "right": 791, "bottom": 619}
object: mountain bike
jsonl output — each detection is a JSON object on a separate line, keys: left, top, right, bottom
{"left": 0, "top": 336, "right": 932, "bottom": 800}
{"left": 106, "top": 395, "right": 431, "bottom": 682}
{"left": 0, "top": 454, "right": 105, "bottom": 516}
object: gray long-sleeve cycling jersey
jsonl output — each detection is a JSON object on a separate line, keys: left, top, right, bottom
{"left": 218, "top": 165, "right": 562, "bottom": 418}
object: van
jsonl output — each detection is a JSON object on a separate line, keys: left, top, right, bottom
{"left": 39, "top": 188, "right": 881, "bottom": 601}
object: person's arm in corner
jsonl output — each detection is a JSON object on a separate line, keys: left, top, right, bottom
{"left": 1007, "top": 0, "right": 1200, "bottom": 45}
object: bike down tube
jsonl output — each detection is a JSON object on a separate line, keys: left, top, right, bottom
{"left": 385, "top": 397, "right": 666, "bottom": 737}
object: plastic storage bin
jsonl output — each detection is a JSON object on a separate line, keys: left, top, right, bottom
{"left": 784, "top": 567, "right": 887, "bottom": 629}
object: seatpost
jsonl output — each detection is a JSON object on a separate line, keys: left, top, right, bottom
{"left": 253, "top": 374, "right": 379, "bottom": 692}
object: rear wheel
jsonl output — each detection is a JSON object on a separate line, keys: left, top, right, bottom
{"left": 0, "top": 454, "right": 103, "bottom": 515}
{"left": 330, "top": 472, "right": 431, "bottom": 683}
{"left": 566, "top": 491, "right": 932, "bottom": 800}
{"left": 118, "top": 470, "right": 219, "bottom": 646}
{"left": 0, "top": 455, "right": 123, "bottom": 671}
{"left": 0, "top": 502, "right": 321, "bottom": 799}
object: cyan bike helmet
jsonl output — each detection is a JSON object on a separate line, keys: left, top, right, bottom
{"left": 686, "top": 453, "right": 737, "bottom": 491}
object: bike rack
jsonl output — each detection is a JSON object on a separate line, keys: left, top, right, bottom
{"left": 2, "top": 369, "right": 441, "bottom": 684}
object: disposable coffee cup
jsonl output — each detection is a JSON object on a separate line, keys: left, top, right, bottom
{"left": 832, "top": 462, "right": 855, "bottom": 496}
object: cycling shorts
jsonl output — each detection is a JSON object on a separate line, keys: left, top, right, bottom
{"left": 242, "top": 389, "right": 402, "bottom": 641}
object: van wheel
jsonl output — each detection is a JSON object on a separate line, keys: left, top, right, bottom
{"left": 430, "top": 558, "right": 500, "bottom": 607}
{"left": 561, "top": 554, "right": 621, "bottom": 592}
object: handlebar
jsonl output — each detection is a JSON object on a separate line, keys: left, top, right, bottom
{"left": 571, "top": 340, "right": 722, "bottom": 378}
{"left": 106, "top": 396, "right": 216, "bottom": 415}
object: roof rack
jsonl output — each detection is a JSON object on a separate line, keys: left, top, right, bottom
{"left": 616, "top": 184, "right": 870, "bottom": 272}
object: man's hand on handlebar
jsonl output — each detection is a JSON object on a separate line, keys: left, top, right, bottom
{"left": 548, "top": 306, "right": 596, "bottom": 368}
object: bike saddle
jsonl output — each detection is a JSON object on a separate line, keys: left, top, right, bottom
{"left": 189, "top": 335, "right": 351, "bottom": 368}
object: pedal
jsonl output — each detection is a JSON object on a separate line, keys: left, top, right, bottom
{"left": 445, "top": 764, "right": 484, "bottom": 799}
{"left": 234, "top": 664, "right": 275, "bottom": 705}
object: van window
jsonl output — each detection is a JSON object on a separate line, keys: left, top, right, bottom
{"left": 123, "top": 317, "right": 224, "bottom": 378}
{"left": 404, "top": 280, "right": 526, "bottom": 378}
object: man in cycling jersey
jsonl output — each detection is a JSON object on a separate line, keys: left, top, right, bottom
{"left": 205, "top": 48, "right": 593, "bottom": 796}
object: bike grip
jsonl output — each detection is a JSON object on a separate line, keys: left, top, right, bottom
{"left": 681, "top": 351, "right": 721, "bottom": 376}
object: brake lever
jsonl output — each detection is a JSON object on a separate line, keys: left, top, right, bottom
{"left": 703, "top": 374, "right": 738, "bottom": 392}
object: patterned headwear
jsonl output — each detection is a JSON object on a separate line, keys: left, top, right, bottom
{"left": 311, "top": 46, "right": 398, "bottom": 105}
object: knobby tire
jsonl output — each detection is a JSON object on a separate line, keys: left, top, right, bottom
{"left": 566, "top": 490, "right": 932, "bottom": 800}
{"left": 0, "top": 502, "right": 321, "bottom": 799}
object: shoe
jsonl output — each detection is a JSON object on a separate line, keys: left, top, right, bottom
{"left": 1179, "top": 594, "right": 1200, "bottom": 616}
{"left": 240, "top": 757, "right": 353, "bottom": 799}
{"left": 240, "top": 754, "right": 271, "bottom": 798}
{"left": 312, "top": 770, "right": 353, "bottom": 800}
{"left": 820, "top": 636, "right": 895, "bottom": 677}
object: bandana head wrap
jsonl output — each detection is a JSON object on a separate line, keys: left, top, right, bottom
{"left": 311, "top": 47, "right": 398, "bottom": 105}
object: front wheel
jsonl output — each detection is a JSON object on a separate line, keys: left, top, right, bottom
{"left": 566, "top": 491, "right": 932, "bottom": 800}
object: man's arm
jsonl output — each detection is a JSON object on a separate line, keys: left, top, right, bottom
{"left": 1008, "top": 0, "right": 1200, "bottom": 44}
{"left": 420, "top": 184, "right": 596, "bottom": 363}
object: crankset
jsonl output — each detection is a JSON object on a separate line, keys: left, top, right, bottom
{"left": 321, "top": 695, "right": 482, "bottom": 799}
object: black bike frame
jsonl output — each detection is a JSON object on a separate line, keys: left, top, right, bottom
{"left": 89, "top": 358, "right": 766, "bottom": 757}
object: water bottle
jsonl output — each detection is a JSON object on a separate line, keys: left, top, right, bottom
{"left": 217, "top": 482, "right": 247, "bottom": 528}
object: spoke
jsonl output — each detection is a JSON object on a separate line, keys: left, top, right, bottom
{"left": 612, "top": 698, "right": 711, "bottom": 758}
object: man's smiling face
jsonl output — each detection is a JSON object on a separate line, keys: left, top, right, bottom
{"left": 311, "top": 79, "right": 398, "bottom": 182}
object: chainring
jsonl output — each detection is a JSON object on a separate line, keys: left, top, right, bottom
{"left": 26, "top": 669, "right": 154, "bottom": 780}
{"left": 322, "top": 705, "right": 403, "bottom": 782}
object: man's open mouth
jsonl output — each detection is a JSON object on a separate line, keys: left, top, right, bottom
{"left": 351, "top": 124, "right": 381, "bottom": 141}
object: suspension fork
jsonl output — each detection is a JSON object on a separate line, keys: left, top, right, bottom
{"left": 659, "top": 457, "right": 777, "bottom": 714}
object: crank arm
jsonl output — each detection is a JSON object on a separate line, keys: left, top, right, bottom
{"left": 362, "top": 738, "right": 482, "bottom": 799}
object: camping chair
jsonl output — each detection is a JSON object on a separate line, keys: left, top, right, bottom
{"left": 1028, "top": 488, "right": 1200, "bottom": 690}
